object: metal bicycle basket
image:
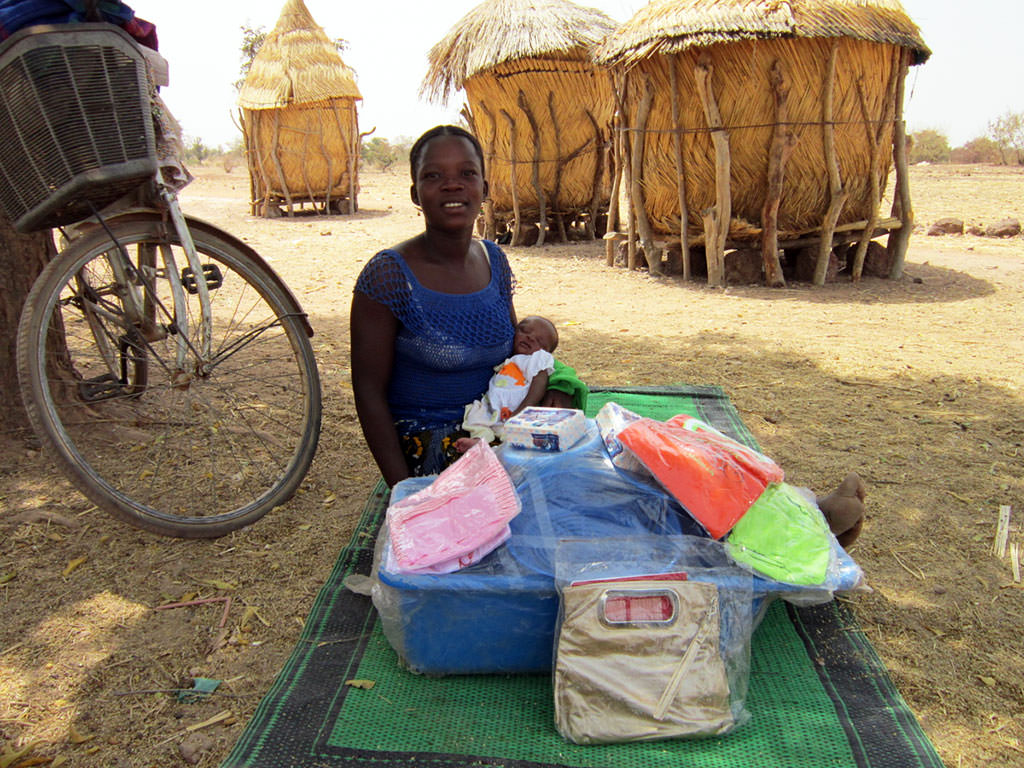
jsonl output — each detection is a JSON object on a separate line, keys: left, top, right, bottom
{"left": 0, "top": 23, "right": 158, "bottom": 233}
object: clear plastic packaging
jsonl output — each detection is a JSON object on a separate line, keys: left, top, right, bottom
{"left": 370, "top": 424, "right": 704, "bottom": 674}
{"left": 386, "top": 441, "right": 520, "bottom": 574}
{"left": 553, "top": 536, "right": 752, "bottom": 743}
{"left": 497, "top": 422, "right": 708, "bottom": 575}
{"left": 503, "top": 406, "right": 587, "bottom": 452}
{"left": 727, "top": 484, "right": 868, "bottom": 608}
{"left": 368, "top": 420, "right": 864, "bottom": 675}
{"left": 617, "top": 414, "right": 784, "bottom": 539}
{"left": 594, "top": 401, "right": 647, "bottom": 472}
{"left": 725, "top": 482, "right": 834, "bottom": 586}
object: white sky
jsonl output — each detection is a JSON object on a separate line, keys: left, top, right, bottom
{"left": 128, "top": 0, "right": 1019, "bottom": 149}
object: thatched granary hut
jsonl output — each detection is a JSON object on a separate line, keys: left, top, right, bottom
{"left": 422, "top": 0, "right": 617, "bottom": 245}
{"left": 595, "top": 0, "right": 930, "bottom": 285}
{"left": 238, "top": 0, "right": 362, "bottom": 217}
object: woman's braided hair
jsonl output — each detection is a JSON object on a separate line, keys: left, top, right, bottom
{"left": 409, "top": 125, "right": 486, "bottom": 182}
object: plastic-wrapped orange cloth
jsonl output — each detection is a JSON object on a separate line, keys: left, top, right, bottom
{"left": 618, "top": 415, "right": 784, "bottom": 540}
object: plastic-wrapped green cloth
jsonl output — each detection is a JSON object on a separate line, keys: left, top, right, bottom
{"left": 726, "top": 482, "right": 832, "bottom": 586}
{"left": 549, "top": 359, "right": 588, "bottom": 411}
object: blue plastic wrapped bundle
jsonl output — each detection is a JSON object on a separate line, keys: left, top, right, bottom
{"left": 499, "top": 423, "right": 707, "bottom": 575}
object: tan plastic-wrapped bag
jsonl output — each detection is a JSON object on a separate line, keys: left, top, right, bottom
{"left": 554, "top": 577, "right": 735, "bottom": 744}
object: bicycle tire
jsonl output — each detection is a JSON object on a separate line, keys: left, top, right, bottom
{"left": 17, "top": 212, "right": 322, "bottom": 537}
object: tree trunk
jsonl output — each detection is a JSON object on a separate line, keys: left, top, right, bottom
{"left": 0, "top": 219, "right": 56, "bottom": 430}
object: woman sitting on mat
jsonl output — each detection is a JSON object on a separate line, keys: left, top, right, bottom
{"left": 350, "top": 125, "right": 585, "bottom": 487}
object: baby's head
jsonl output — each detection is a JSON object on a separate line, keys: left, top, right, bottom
{"left": 514, "top": 316, "right": 558, "bottom": 355}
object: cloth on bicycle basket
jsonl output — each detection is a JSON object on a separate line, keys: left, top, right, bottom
{"left": 554, "top": 577, "right": 736, "bottom": 744}
{"left": 0, "top": 2, "right": 134, "bottom": 41}
{"left": 386, "top": 441, "right": 520, "bottom": 574}
{"left": 617, "top": 415, "right": 784, "bottom": 540}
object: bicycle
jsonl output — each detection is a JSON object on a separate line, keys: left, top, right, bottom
{"left": 0, "top": 23, "right": 322, "bottom": 538}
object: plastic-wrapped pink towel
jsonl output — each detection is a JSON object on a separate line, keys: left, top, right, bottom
{"left": 387, "top": 441, "right": 521, "bottom": 573}
{"left": 386, "top": 520, "right": 512, "bottom": 575}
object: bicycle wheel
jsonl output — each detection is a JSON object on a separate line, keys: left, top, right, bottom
{"left": 17, "top": 212, "right": 322, "bottom": 537}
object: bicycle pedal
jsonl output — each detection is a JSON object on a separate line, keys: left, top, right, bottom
{"left": 181, "top": 263, "right": 224, "bottom": 294}
{"left": 78, "top": 373, "right": 125, "bottom": 402}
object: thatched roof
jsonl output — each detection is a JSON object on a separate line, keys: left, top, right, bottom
{"left": 595, "top": 0, "right": 930, "bottom": 67}
{"left": 238, "top": 0, "right": 361, "bottom": 110}
{"left": 422, "top": 0, "right": 618, "bottom": 104}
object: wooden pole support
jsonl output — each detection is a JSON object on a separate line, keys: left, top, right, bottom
{"left": 477, "top": 101, "right": 498, "bottom": 240}
{"left": 815, "top": 39, "right": 848, "bottom": 285}
{"left": 549, "top": 92, "right": 569, "bottom": 242}
{"left": 888, "top": 49, "right": 913, "bottom": 279}
{"left": 668, "top": 58, "right": 691, "bottom": 281}
{"left": 620, "top": 83, "right": 637, "bottom": 269}
{"left": 630, "top": 75, "right": 660, "bottom": 274}
{"left": 585, "top": 108, "right": 603, "bottom": 241}
{"left": 518, "top": 91, "right": 546, "bottom": 246}
{"left": 695, "top": 55, "right": 730, "bottom": 287}
{"left": 239, "top": 110, "right": 258, "bottom": 216}
{"left": 606, "top": 73, "right": 625, "bottom": 265}
{"left": 502, "top": 109, "right": 522, "bottom": 246}
{"left": 761, "top": 60, "right": 794, "bottom": 288}
{"left": 270, "top": 110, "right": 294, "bottom": 216}
{"left": 852, "top": 59, "right": 899, "bottom": 281}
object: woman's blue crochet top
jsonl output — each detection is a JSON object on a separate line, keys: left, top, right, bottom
{"left": 354, "top": 240, "right": 516, "bottom": 432}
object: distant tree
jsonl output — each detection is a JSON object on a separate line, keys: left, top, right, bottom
{"left": 362, "top": 138, "right": 403, "bottom": 171}
{"left": 184, "top": 137, "right": 212, "bottom": 165}
{"left": 986, "top": 111, "right": 1024, "bottom": 165}
{"left": 392, "top": 136, "right": 414, "bottom": 155}
{"left": 951, "top": 136, "right": 1002, "bottom": 164}
{"left": 236, "top": 25, "right": 267, "bottom": 91}
{"left": 909, "top": 129, "right": 950, "bottom": 164}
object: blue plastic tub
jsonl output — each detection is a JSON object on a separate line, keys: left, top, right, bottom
{"left": 377, "top": 551, "right": 559, "bottom": 675}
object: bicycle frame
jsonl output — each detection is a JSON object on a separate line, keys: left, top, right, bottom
{"left": 159, "top": 182, "right": 213, "bottom": 366}
{"left": 74, "top": 177, "right": 215, "bottom": 387}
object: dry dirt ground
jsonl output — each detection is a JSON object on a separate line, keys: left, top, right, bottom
{"left": 2, "top": 162, "right": 1023, "bottom": 768}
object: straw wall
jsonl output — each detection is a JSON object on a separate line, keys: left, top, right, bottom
{"left": 621, "top": 36, "right": 899, "bottom": 241}
{"left": 241, "top": 99, "right": 360, "bottom": 215}
{"left": 464, "top": 57, "right": 613, "bottom": 238}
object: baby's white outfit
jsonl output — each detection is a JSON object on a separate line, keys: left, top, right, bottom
{"left": 462, "top": 349, "right": 556, "bottom": 444}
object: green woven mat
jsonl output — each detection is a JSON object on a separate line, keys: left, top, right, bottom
{"left": 222, "top": 386, "right": 943, "bottom": 768}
